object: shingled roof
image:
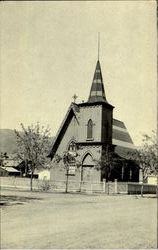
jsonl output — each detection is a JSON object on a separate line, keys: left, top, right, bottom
{"left": 112, "top": 118, "right": 135, "bottom": 159}
{"left": 88, "top": 60, "right": 107, "bottom": 103}
{"left": 112, "top": 118, "right": 134, "bottom": 148}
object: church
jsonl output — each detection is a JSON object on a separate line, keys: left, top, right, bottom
{"left": 49, "top": 59, "right": 139, "bottom": 183}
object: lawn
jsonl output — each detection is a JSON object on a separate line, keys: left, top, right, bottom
{"left": 1, "top": 189, "right": 157, "bottom": 249}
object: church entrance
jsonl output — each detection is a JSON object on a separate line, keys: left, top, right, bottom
{"left": 81, "top": 154, "right": 95, "bottom": 182}
{"left": 82, "top": 165, "right": 94, "bottom": 182}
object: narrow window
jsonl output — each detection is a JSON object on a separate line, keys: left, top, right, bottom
{"left": 87, "top": 119, "right": 93, "bottom": 139}
{"left": 68, "top": 141, "right": 76, "bottom": 153}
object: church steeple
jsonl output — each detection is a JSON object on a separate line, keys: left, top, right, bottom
{"left": 88, "top": 60, "right": 107, "bottom": 103}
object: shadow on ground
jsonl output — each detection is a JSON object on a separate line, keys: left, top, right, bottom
{"left": 0, "top": 195, "right": 43, "bottom": 206}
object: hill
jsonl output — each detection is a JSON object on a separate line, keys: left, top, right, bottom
{"left": 0, "top": 129, "right": 54, "bottom": 155}
{"left": 0, "top": 129, "right": 18, "bottom": 154}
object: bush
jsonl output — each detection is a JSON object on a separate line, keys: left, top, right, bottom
{"left": 40, "top": 180, "right": 51, "bottom": 192}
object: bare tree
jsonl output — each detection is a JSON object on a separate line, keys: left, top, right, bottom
{"left": 15, "top": 123, "right": 51, "bottom": 191}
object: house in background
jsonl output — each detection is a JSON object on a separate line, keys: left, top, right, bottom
{"left": 34, "top": 169, "right": 51, "bottom": 180}
{"left": 49, "top": 59, "right": 139, "bottom": 183}
{"left": 147, "top": 175, "right": 157, "bottom": 185}
{"left": 0, "top": 159, "right": 21, "bottom": 177}
{"left": 0, "top": 158, "right": 50, "bottom": 180}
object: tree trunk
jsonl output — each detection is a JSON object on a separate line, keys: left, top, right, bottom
{"left": 30, "top": 172, "right": 33, "bottom": 191}
{"left": 140, "top": 171, "right": 145, "bottom": 197}
{"left": 107, "top": 181, "right": 109, "bottom": 195}
{"left": 79, "top": 181, "right": 82, "bottom": 193}
{"left": 25, "top": 159, "right": 27, "bottom": 176}
{"left": 156, "top": 175, "right": 158, "bottom": 198}
{"left": 65, "top": 168, "right": 69, "bottom": 193}
{"left": 141, "top": 183, "right": 144, "bottom": 197}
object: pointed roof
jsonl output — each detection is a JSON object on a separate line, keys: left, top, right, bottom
{"left": 88, "top": 60, "right": 107, "bottom": 103}
{"left": 48, "top": 103, "right": 80, "bottom": 159}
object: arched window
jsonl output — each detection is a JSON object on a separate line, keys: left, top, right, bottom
{"left": 87, "top": 119, "right": 93, "bottom": 139}
{"left": 68, "top": 141, "right": 77, "bottom": 153}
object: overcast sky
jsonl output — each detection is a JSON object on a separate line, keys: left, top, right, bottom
{"left": 1, "top": 1, "right": 157, "bottom": 146}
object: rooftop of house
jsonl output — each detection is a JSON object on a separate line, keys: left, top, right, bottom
{"left": 2, "top": 159, "right": 22, "bottom": 167}
{"left": 0, "top": 166, "right": 20, "bottom": 173}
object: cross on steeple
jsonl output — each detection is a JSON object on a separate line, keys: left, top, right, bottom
{"left": 72, "top": 94, "right": 78, "bottom": 103}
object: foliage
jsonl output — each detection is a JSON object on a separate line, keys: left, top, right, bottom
{"left": 0, "top": 152, "right": 9, "bottom": 165}
{"left": 128, "top": 131, "right": 158, "bottom": 181}
{"left": 40, "top": 180, "right": 51, "bottom": 192}
{"left": 94, "top": 145, "right": 124, "bottom": 181}
{"left": 54, "top": 151, "right": 80, "bottom": 167}
{"left": 14, "top": 123, "right": 51, "bottom": 190}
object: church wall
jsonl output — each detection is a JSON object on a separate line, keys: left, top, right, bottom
{"left": 78, "top": 145, "right": 101, "bottom": 182}
{"left": 50, "top": 143, "right": 102, "bottom": 182}
{"left": 50, "top": 104, "right": 107, "bottom": 183}
{"left": 77, "top": 145, "right": 101, "bottom": 163}
{"left": 50, "top": 114, "right": 78, "bottom": 181}
{"left": 78, "top": 105, "right": 102, "bottom": 142}
{"left": 50, "top": 162, "right": 81, "bottom": 182}
{"left": 54, "top": 115, "right": 78, "bottom": 156}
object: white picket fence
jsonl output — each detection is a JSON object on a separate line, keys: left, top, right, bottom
{"left": 0, "top": 177, "right": 157, "bottom": 194}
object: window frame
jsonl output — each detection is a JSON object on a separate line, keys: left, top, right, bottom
{"left": 87, "top": 119, "right": 93, "bottom": 140}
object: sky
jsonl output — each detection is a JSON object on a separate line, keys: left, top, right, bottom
{"left": 1, "top": 1, "right": 157, "bottom": 146}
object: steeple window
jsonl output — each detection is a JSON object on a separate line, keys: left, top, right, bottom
{"left": 87, "top": 119, "right": 93, "bottom": 139}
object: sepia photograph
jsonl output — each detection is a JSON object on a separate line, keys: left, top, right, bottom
{"left": 0, "top": 1, "right": 157, "bottom": 249}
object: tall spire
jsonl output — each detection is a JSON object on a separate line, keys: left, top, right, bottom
{"left": 88, "top": 60, "right": 107, "bottom": 103}
{"left": 98, "top": 32, "right": 100, "bottom": 61}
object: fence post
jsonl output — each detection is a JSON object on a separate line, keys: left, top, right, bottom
{"left": 114, "top": 179, "right": 118, "bottom": 194}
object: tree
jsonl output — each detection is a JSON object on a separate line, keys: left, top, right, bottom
{"left": 0, "top": 152, "right": 9, "bottom": 166}
{"left": 128, "top": 131, "right": 158, "bottom": 196}
{"left": 15, "top": 123, "right": 51, "bottom": 191}
{"left": 54, "top": 151, "right": 79, "bottom": 193}
{"left": 95, "top": 145, "right": 124, "bottom": 182}
{"left": 142, "top": 132, "right": 158, "bottom": 175}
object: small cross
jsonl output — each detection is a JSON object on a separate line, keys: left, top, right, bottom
{"left": 72, "top": 94, "right": 78, "bottom": 103}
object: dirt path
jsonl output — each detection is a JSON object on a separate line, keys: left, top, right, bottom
{"left": 1, "top": 190, "right": 157, "bottom": 248}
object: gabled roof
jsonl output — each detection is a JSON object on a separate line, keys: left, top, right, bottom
{"left": 48, "top": 103, "right": 79, "bottom": 159}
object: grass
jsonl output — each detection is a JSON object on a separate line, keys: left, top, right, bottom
{"left": 1, "top": 189, "right": 157, "bottom": 249}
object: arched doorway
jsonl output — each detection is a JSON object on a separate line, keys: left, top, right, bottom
{"left": 81, "top": 153, "right": 95, "bottom": 182}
